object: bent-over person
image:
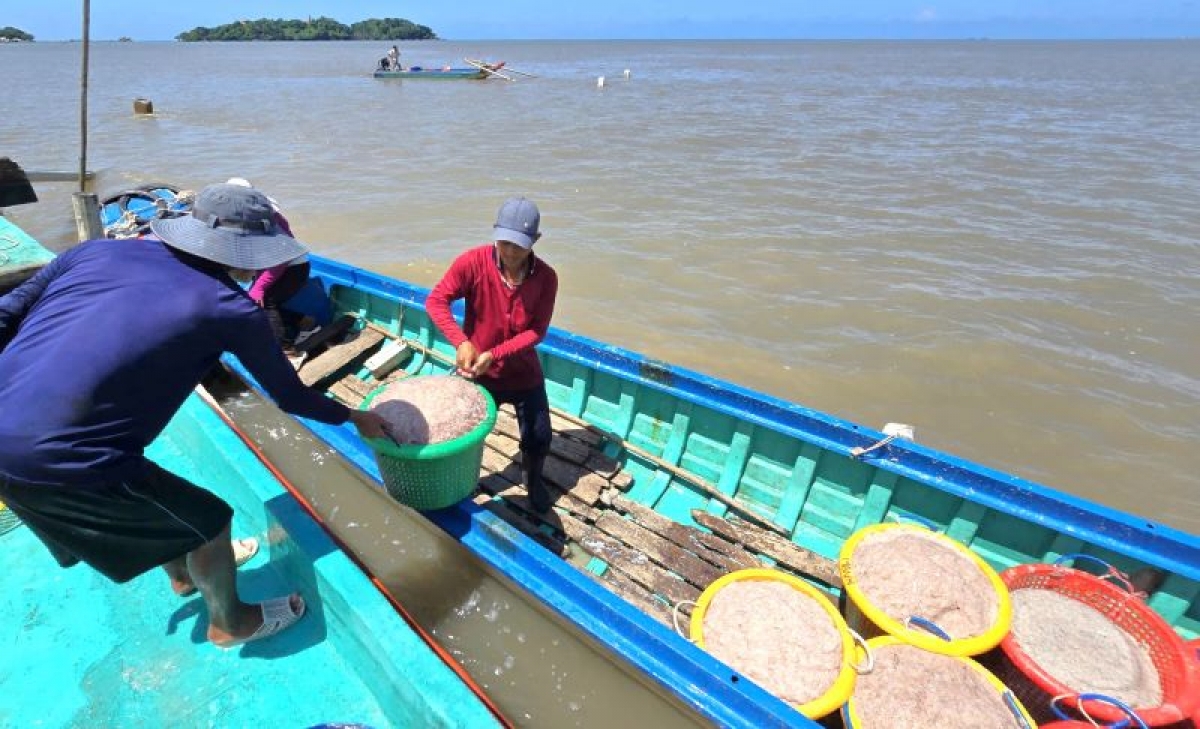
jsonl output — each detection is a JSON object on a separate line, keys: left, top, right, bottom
{"left": 0, "top": 182, "right": 386, "bottom": 649}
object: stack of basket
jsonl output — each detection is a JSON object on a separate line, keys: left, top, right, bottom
{"left": 836, "top": 523, "right": 1033, "bottom": 728}
{"left": 686, "top": 522, "right": 1199, "bottom": 727}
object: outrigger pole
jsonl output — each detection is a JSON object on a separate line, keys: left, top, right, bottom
{"left": 78, "top": 0, "right": 90, "bottom": 193}
{"left": 72, "top": 0, "right": 103, "bottom": 241}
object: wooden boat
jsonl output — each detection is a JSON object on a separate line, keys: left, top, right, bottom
{"left": 373, "top": 61, "right": 507, "bottom": 80}
{"left": 220, "top": 253, "right": 1200, "bottom": 728}
{"left": 373, "top": 67, "right": 489, "bottom": 80}
{"left": 0, "top": 229, "right": 507, "bottom": 726}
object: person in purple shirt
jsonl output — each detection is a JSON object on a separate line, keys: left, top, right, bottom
{"left": 0, "top": 182, "right": 386, "bottom": 649}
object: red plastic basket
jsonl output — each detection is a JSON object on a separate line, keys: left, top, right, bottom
{"left": 990, "top": 556, "right": 1200, "bottom": 727}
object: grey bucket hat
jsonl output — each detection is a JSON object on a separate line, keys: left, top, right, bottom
{"left": 150, "top": 183, "right": 307, "bottom": 269}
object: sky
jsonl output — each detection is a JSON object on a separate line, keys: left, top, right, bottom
{"left": 4, "top": 1, "right": 1199, "bottom": 41}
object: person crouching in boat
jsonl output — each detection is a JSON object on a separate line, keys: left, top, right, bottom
{"left": 0, "top": 182, "right": 387, "bottom": 649}
{"left": 427, "top": 197, "right": 559, "bottom": 513}
{"left": 224, "top": 177, "right": 314, "bottom": 357}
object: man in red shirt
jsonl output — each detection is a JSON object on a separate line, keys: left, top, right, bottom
{"left": 427, "top": 198, "right": 559, "bottom": 513}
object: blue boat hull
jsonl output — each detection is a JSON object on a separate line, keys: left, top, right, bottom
{"left": 222, "top": 253, "right": 1199, "bottom": 728}
{"left": 373, "top": 68, "right": 486, "bottom": 79}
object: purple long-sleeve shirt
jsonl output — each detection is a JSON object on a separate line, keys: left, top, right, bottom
{"left": 0, "top": 237, "right": 348, "bottom": 487}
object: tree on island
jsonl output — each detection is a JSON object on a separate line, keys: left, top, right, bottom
{"left": 0, "top": 27, "right": 34, "bottom": 41}
{"left": 175, "top": 17, "right": 436, "bottom": 42}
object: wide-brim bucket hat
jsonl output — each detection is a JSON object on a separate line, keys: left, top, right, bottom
{"left": 150, "top": 182, "right": 307, "bottom": 270}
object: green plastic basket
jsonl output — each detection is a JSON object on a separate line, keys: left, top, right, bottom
{"left": 360, "top": 377, "right": 497, "bottom": 511}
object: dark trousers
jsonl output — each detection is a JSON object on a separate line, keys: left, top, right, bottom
{"left": 483, "top": 383, "right": 552, "bottom": 457}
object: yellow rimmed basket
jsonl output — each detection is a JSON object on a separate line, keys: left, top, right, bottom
{"left": 838, "top": 522, "right": 1012, "bottom": 657}
{"left": 842, "top": 635, "right": 1037, "bottom": 729}
{"left": 689, "top": 568, "right": 865, "bottom": 720}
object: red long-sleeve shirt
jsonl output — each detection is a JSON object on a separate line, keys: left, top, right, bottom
{"left": 427, "top": 244, "right": 558, "bottom": 391}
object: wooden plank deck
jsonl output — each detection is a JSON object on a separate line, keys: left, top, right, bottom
{"left": 312, "top": 351, "right": 841, "bottom": 631}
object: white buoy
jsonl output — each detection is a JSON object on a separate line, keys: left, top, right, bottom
{"left": 597, "top": 76, "right": 605, "bottom": 88}
{"left": 623, "top": 69, "right": 631, "bottom": 79}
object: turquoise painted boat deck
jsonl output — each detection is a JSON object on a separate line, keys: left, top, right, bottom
{"left": 0, "top": 216, "right": 53, "bottom": 268}
{"left": 0, "top": 215, "right": 54, "bottom": 291}
{"left": 0, "top": 394, "right": 501, "bottom": 728}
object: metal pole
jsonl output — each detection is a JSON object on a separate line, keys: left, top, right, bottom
{"left": 78, "top": 0, "right": 90, "bottom": 193}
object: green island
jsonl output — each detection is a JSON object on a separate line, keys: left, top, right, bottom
{"left": 0, "top": 26, "right": 34, "bottom": 42}
{"left": 176, "top": 17, "right": 435, "bottom": 42}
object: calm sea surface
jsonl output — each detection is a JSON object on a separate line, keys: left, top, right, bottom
{"left": 3, "top": 39, "right": 1198, "bottom": 535}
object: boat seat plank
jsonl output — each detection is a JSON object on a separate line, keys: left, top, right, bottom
{"left": 548, "top": 506, "right": 699, "bottom": 605}
{"left": 691, "top": 510, "right": 842, "bottom": 589}
{"left": 598, "top": 567, "right": 677, "bottom": 626}
{"left": 1145, "top": 575, "right": 1199, "bottom": 623}
{"left": 477, "top": 446, "right": 601, "bottom": 524}
{"left": 592, "top": 511, "right": 726, "bottom": 589}
{"left": 300, "top": 330, "right": 385, "bottom": 386}
{"left": 575, "top": 524, "right": 702, "bottom": 607}
{"left": 608, "top": 494, "right": 762, "bottom": 572}
{"left": 496, "top": 407, "right": 593, "bottom": 464}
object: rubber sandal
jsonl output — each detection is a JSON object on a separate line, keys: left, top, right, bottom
{"left": 217, "top": 593, "right": 306, "bottom": 649}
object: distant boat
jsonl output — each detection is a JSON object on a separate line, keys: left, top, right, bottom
{"left": 373, "top": 61, "right": 506, "bottom": 80}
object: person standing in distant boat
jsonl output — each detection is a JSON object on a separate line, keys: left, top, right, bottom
{"left": 387, "top": 44, "right": 401, "bottom": 71}
{"left": 427, "top": 197, "right": 559, "bottom": 514}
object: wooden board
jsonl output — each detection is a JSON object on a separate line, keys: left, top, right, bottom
{"left": 691, "top": 510, "right": 842, "bottom": 589}
{"left": 300, "top": 330, "right": 384, "bottom": 387}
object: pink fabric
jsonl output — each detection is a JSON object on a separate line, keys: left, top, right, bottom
{"left": 247, "top": 211, "right": 296, "bottom": 304}
{"left": 248, "top": 263, "right": 287, "bottom": 304}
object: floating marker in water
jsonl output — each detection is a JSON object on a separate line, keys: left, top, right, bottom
{"left": 624, "top": 69, "right": 631, "bottom": 79}
{"left": 133, "top": 97, "right": 154, "bottom": 115}
{"left": 597, "top": 76, "right": 605, "bottom": 88}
